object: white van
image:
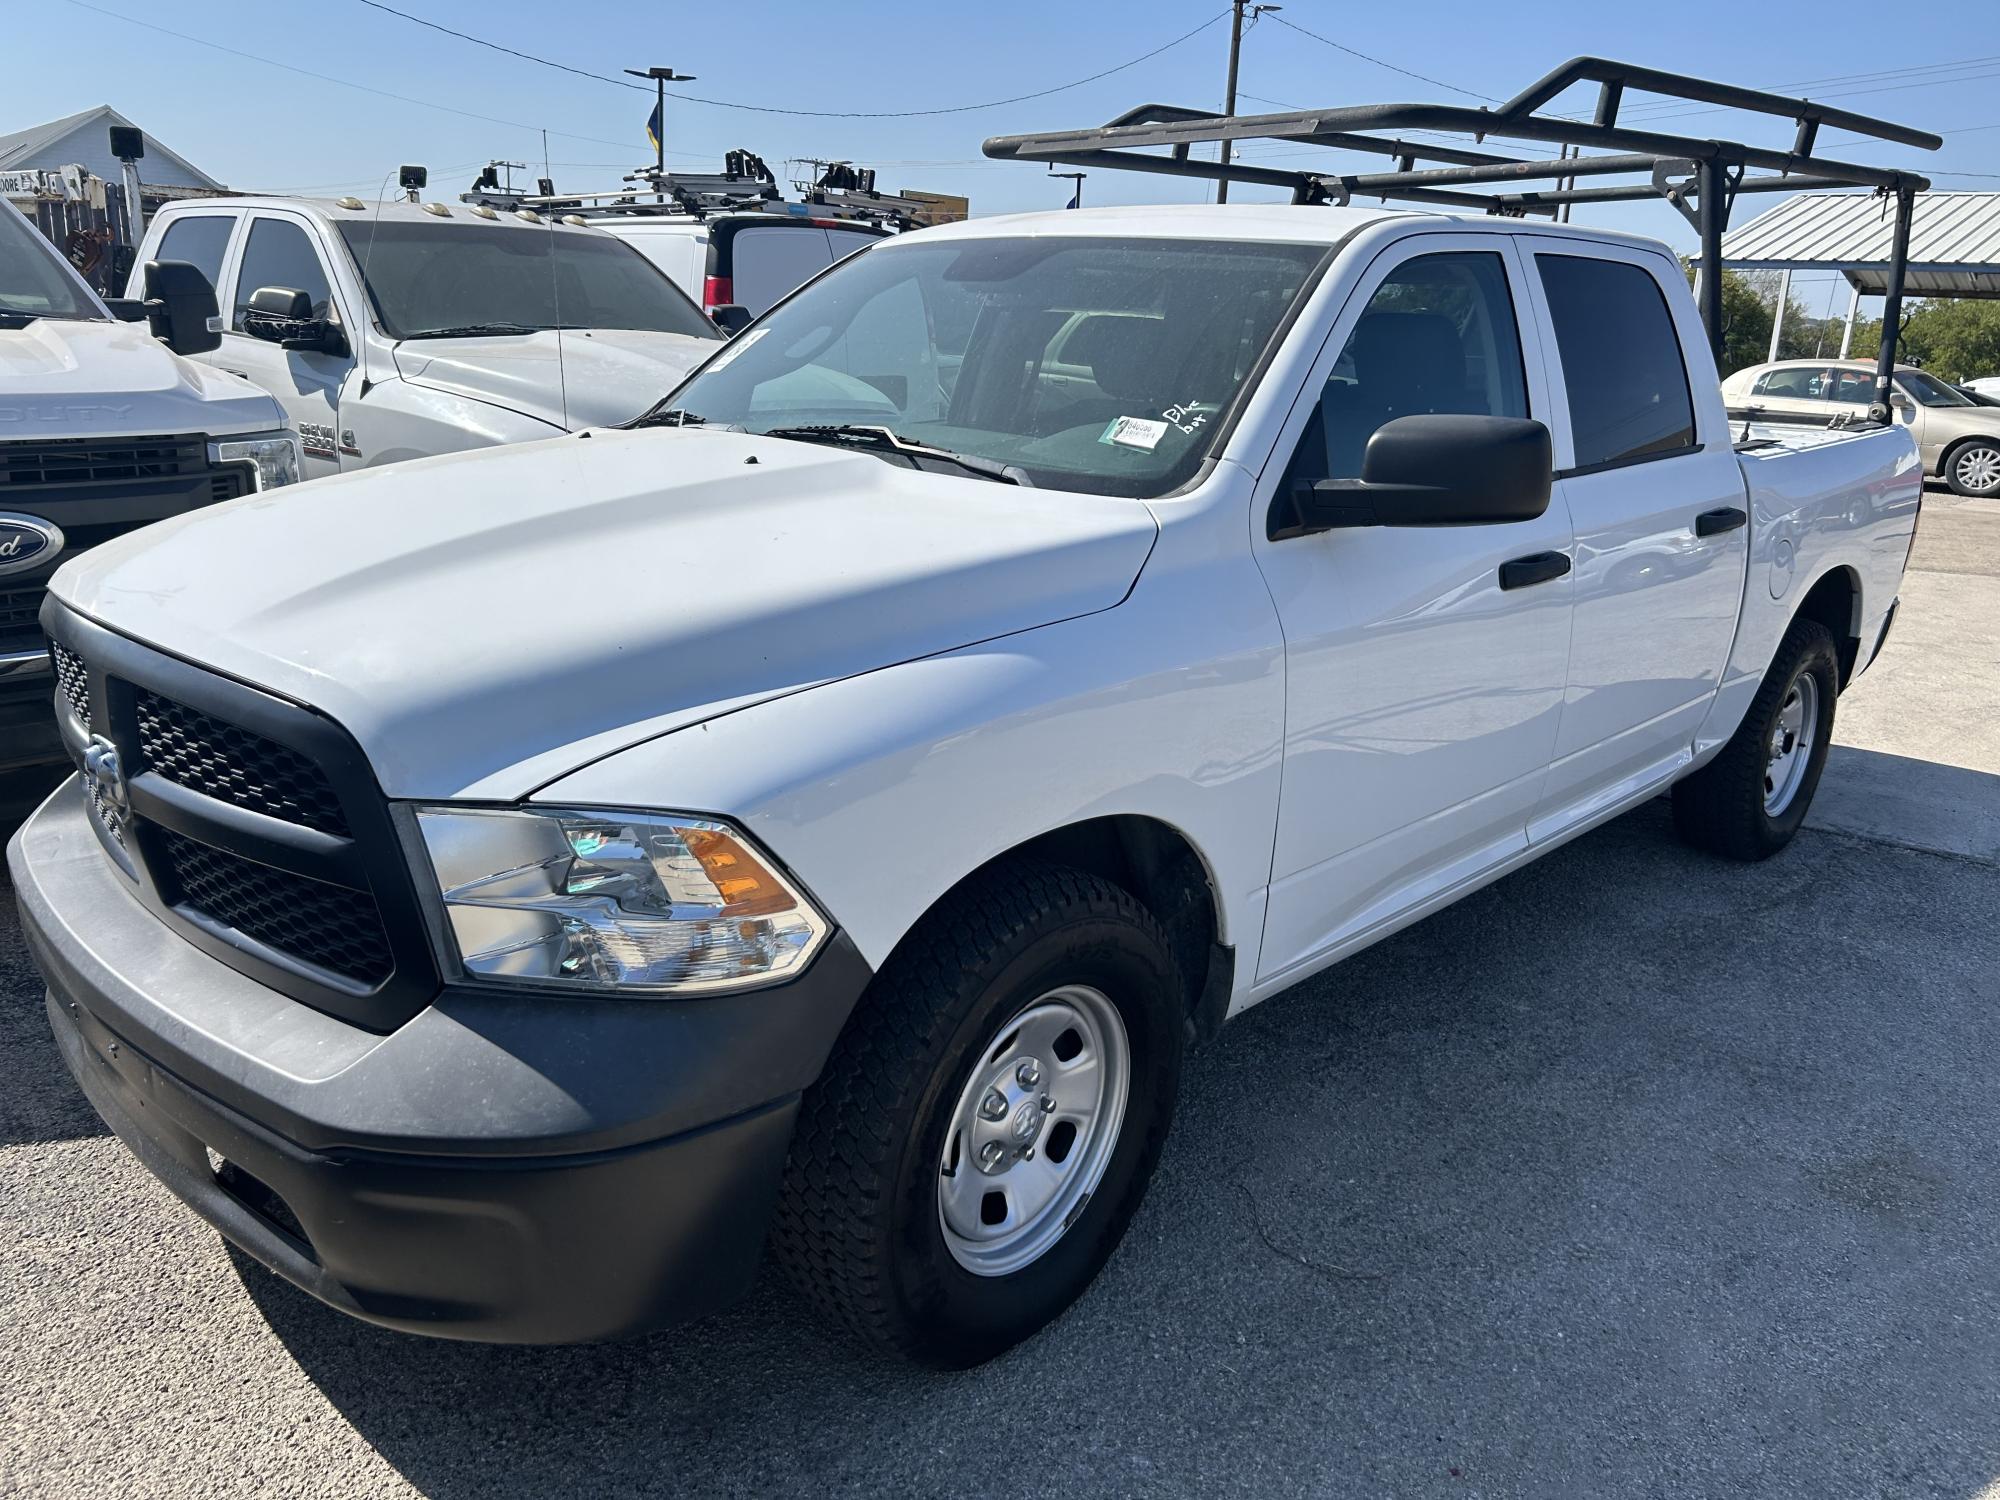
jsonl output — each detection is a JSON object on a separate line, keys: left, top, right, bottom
{"left": 597, "top": 212, "right": 887, "bottom": 326}
{"left": 129, "top": 197, "right": 721, "bottom": 476}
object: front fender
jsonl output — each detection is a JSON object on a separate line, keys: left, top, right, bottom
{"left": 532, "top": 520, "right": 1287, "bottom": 987}
{"left": 349, "top": 379, "right": 563, "bottom": 466}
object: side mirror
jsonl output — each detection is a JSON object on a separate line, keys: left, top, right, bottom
{"left": 141, "top": 259, "right": 221, "bottom": 356}
{"left": 1889, "top": 389, "right": 1913, "bottom": 411}
{"left": 102, "top": 296, "right": 149, "bottom": 323}
{"left": 1279, "top": 414, "right": 1553, "bottom": 537}
{"left": 243, "top": 286, "right": 349, "bottom": 357}
{"left": 709, "top": 303, "right": 753, "bottom": 337}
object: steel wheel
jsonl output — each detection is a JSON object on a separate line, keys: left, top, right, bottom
{"left": 1763, "top": 671, "right": 1819, "bottom": 815}
{"left": 937, "top": 984, "right": 1131, "bottom": 1278}
{"left": 1953, "top": 443, "right": 2000, "bottom": 495}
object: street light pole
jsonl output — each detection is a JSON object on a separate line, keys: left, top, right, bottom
{"left": 1214, "top": 3, "right": 1278, "bottom": 204}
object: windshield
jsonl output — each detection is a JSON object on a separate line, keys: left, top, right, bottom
{"left": 656, "top": 235, "right": 1329, "bottom": 498}
{"left": 1897, "top": 369, "right": 1973, "bottom": 408}
{"left": 335, "top": 220, "right": 718, "bottom": 342}
{"left": 0, "top": 204, "right": 104, "bottom": 325}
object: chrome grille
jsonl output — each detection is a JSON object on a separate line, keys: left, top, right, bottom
{"left": 51, "top": 641, "right": 89, "bottom": 729}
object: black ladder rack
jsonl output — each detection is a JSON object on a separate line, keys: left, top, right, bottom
{"left": 982, "top": 56, "right": 1940, "bottom": 417}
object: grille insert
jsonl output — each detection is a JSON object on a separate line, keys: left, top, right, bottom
{"left": 137, "top": 691, "right": 351, "bottom": 837}
{"left": 51, "top": 642, "right": 90, "bottom": 729}
{"left": 156, "top": 828, "right": 392, "bottom": 985}
{"left": 0, "top": 437, "right": 207, "bottom": 490}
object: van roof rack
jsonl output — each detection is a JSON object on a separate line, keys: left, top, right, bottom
{"left": 983, "top": 55, "right": 1939, "bottom": 404}
{"left": 484, "top": 150, "right": 919, "bottom": 231}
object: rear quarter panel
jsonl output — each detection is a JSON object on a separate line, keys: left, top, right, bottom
{"left": 1693, "top": 425, "right": 1922, "bottom": 755}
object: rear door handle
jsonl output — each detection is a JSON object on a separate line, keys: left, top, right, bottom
{"left": 1497, "top": 551, "right": 1572, "bottom": 590}
{"left": 1695, "top": 506, "right": 1748, "bottom": 536}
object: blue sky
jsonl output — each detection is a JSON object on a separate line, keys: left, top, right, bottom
{"left": 12, "top": 0, "right": 2000, "bottom": 315}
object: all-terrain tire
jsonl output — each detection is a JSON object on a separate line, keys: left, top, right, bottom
{"left": 1672, "top": 616, "right": 1839, "bottom": 861}
{"left": 770, "top": 858, "right": 1184, "bottom": 1366}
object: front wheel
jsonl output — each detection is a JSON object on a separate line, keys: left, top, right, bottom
{"left": 771, "top": 859, "right": 1185, "bottom": 1366}
{"left": 1946, "top": 438, "right": 2000, "bottom": 498}
{"left": 1672, "top": 616, "right": 1839, "bottom": 860}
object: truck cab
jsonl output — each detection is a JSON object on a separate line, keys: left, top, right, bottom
{"left": 0, "top": 196, "right": 297, "bottom": 776}
{"left": 129, "top": 196, "right": 722, "bottom": 475}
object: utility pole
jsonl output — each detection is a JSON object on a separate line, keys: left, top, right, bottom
{"left": 1049, "top": 170, "right": 1086, "bottom": 209}
{"left": 1214, "top": 2, "right": 1279, "bottom": 204}
{"left": 625, "top": 64, "right": 697, "bottom": 188}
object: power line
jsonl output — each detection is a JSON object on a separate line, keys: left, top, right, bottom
{"left": 58, "top": 0, "right": 708, "bottom": 159}
{"left": 1264, "top": 16, "right": 1497, "bottom": 102}
{"left": 350, "top": 0, "right": 1231, "bottom": 119}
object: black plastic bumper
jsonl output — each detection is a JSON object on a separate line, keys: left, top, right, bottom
{"left": 12, "top": 780, "right": 874, "bottom": 1344}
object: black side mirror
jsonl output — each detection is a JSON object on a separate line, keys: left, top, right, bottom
{"left": 710, "top": 303, "right": 753, "bottom": 337}
{"left": 243, "top": 286, "right": 349, "bottom": 356}
{"left": 141, "top": 259, "right": 221, "bottom": 356}
{"left": 1278, "top": 414, "right": 1552, "bottom": 537}
{"left": 102, "top": 297, "right": 149, "bottom": 323}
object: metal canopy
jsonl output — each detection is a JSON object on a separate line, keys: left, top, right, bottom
{"left": 982, "top": 55, "right": 1940, "bottom": 416}
{"left": 1719, "top": 191, "right": 2000, "bottom": 297}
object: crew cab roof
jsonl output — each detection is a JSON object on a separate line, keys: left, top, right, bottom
{"left": 152, "top": 196, "right": 626, "bottom": 236}
{"left": 891, "top": 201, "right": 1681, "bottom": 255}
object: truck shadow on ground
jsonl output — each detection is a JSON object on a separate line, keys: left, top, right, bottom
{"left": 223, "top": 786, "right": 2000, "bottom": 1499}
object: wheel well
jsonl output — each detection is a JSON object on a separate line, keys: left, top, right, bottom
{"left": 1794, "top": 566, "right": 1862, "bottom": 687}
{"left": 1940, "top": 432, "right": 2000, "bottom": 479}
{"left": 971, "top": 816, "right": 1232, "bottom": 1046}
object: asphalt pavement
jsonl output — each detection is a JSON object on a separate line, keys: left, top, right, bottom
{"left": 3, "top": 497, "right": 1998, "bottom": 1499}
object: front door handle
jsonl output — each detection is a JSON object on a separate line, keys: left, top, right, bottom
{"left": 1695, "top": 506, "right": 1748, "bottom": 537}
{"left": 1498, "top": 551, "right": 1572, "bottom": 591}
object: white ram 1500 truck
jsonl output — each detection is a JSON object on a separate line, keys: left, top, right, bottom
{"left": 0, "top": 197, "right": 299, "bottom": 778}
{"left": 11, "top": 204, "right": 1918, "bottom": 1363}
{"left": 127, "top": 197, "right": 720, "bottom": 476}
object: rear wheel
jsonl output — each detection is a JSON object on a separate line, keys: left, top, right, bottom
{"left": 1946, "top": 438, "right": 2000, "bottom": 498}
{"left": 772, "top": 859, "right": 1184, "bottom": 1366}
{"left": 1672, "top": 616, "right": 1839, "bottom": 860}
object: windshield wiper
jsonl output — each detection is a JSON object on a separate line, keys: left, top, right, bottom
{"left": 624, "top": 406, "right": 736, "bottom": 428}
{"left": 758, "top": 425, "right": 1031, "bottom": 486}
{"left": 401, "top": 321, "right": 547, "bottom": 339}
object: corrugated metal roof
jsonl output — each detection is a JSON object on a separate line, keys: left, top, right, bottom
{"left": 1713, "top": 191, "right": 2000, "bottom": 297}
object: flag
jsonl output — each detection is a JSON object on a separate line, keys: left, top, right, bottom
{"left": 645, "top": 100, "right": 663, "bottom": 154}
{"left": 1065, "top": 186, "right": 1081, "bottom": 210}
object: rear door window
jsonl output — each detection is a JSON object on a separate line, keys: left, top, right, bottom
{"left": 152, "top": 214, "right": 234, "bottom": 297}
{"left": 1536, "top": 253, "right": 1696, "bottom": 469}
{"left": 826, "top": 228, "right": 884, "bottom": 264}
{"left": 726, "top": 226, "right": 833, "bottom": 314}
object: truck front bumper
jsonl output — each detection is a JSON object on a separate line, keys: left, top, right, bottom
{"left": 11, "top": 780, "right": 873, "bottom": 1344}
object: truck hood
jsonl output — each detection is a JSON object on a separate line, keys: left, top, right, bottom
{"left": 392, "top": 328, "right": 714, "bottom": 430}
{"left": 52, "top": 427, "right": 1158, "bottom": 799}
{"left": 0, "top": 317, "right": 281, "bottom": 440}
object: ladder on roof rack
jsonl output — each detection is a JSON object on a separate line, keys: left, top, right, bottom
{"left": 982, "top": 55, "right": 1939, "bottom": 419}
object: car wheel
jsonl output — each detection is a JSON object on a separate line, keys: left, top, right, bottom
{"left": 1946, "top": 438, "right": 2000, "bottom": 497}
{"left": 771, "top": 858, "right": 1184, "bottom": 1366}
{"left": 1671, "top": 616, "right": 1839, "bottom": 861}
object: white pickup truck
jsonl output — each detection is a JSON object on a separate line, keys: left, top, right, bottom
{"left": 0, "top": 197, "right": 298, "bottom": 777}
{"left": 127, "top": 196, "right": 720, "bottom": 476}
{"left": 12, "top": 204, "right": 1919, "bottom": 1365}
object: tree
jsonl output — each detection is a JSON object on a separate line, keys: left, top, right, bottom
{"left": 1900, "top": 300, "right": 2000, "bottom": 384}
{"left": 1685, "top": 261, "right": 1774, "bottom": 376}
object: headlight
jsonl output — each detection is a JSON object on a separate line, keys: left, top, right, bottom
{"left": 208, "top": 430, "right": 303, "bottom": 490}
{"left": 413, "top": 805, "right": 828, "bottom": 994}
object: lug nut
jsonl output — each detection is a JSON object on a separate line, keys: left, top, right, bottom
{"left": 979, "top": 1090, "right": 1009, "bottom": 1121}
{"left": 979, "top": 1142, "right": 1007, "bottom": 1170}
{"left": 1016, "top": 1060, "right": 1041, "bottom": 1088}
{"left": 1024, "top": 1147, "right": 1036, "bottom": 1160}
{"left": 1041, "top": 1095, "right": 1056, "bottom": 1113}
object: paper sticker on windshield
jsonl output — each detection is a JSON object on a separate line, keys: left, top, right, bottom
{"left": 703, "top": 326, "right": 767, "bottom": 371}
{"left": 1101, "top": 416, "right": 1168, "bottom": 451}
